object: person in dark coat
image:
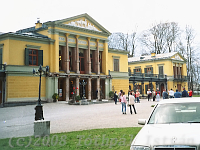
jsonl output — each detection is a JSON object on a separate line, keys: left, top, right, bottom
{"left": 114, "top": 91, "right": 118, "bottom": 105}
{"left": 182, "top": 87, "right": 188, "bottom": 97}
{"left": 174, "top": 89, "right": 181, "bottom": 98}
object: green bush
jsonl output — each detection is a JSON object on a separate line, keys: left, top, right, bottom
{"left": 52, "top": 93, "right": 59, "bottom": 102}
{"left": 75, "top": 95, "right": 81, "bottom": 100}
{"left": 109, "top": 91, "right": 114, "bottom": 98}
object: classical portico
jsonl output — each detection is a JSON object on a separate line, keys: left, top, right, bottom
{"left": 52, "top": 13, "right": 111, "bottom": 101}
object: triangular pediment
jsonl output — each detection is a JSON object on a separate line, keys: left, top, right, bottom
{"left": 171, "top": 53, "right": 186, "bottom": 61}
{"left": 54, "top": 13, "right": 111, "bottom": 35}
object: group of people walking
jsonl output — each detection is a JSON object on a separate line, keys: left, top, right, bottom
{"left": 114, "top": 90, "right": 137, "bottom": 115}
{"left": 147, "top": 87, "right": 193, "bottom": 100}
{"left": 113, "top": 87, "right": 193, "bottom": 115}
{"left": 147, "top": 88, "right": 161, "bottom": 101}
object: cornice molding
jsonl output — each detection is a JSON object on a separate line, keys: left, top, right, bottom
{"left": 48, "top": 28, "right": 108, "bottom": 42}
{"left": 46, "top": 22, "right": 110, "bottom": 37}
{"left": 26, "top": 44, "right": 41, "bottom": 49}
{"left": 108, "top": 49, "right": 129, "bottom": 55}
{"left": 0, "top": 33, "right": 55, "bottom": 45}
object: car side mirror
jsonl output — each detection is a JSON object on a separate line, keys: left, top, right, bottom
{"left": 138, "top": 119, "right": 146, "bottom": 125}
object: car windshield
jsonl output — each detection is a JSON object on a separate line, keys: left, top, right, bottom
{"left": 148, "top": 102, "right": 200, "bottom": 124}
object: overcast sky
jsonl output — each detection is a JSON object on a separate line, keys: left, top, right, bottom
{"left": 1, "top": 0, "right": 200, "bottom": 38}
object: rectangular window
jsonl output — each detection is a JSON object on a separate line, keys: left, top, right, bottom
{"left": 29, "top": 49, "right": 38, "bottom": 65}
{"left": 159, "top": 66, "right": 163, "bottom": 74}
{"left": 159, "top": 66, "right": 164, "bottom": 78}
{"left": 25, "top": 48, "right": 43, "bottom": 66}
{"left": 114, "top": 59, "right": 119, "bottom": 71}
{"left": 136, "top": 68, "right": 141, "bottom": 73}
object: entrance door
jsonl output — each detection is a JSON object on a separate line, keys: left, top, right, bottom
{"left": 58, "top": 78, "right": 66, "bottom": 101}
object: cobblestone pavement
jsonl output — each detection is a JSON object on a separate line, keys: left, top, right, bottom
{"left": 0, "top": 99, "right": 158, "bottom": 139}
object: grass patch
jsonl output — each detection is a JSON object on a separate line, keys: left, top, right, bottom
{"left": 193, "top": 95, "right": 200, "bottom": 97}
{"left": 0, "top": 127, "right": 141, "bottom": 150}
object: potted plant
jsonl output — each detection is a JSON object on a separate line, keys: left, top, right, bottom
{"left": 52, "top": 93, "right": 59, "bottom": 102}
{"left": 75, "top": 95, "right": 81, "bottom": 102}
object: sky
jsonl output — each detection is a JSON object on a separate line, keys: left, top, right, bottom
{"left": 1, "top": 0, "right": 200, "bottom": 41}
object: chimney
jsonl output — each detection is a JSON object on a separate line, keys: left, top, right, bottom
{"left": 151, "top": 51, "right": 156, "bottom": 57}
{"left": 35, "top": 18, "right": 42, "bottom": 29}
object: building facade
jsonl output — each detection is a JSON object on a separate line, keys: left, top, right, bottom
{"left": 0, "top": 13, "right": 130, "bottom": 105}
{"left": 128, "top": 52, "right": 188, "bottom": 96}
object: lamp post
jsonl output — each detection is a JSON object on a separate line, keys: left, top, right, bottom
{"left": 79, "top": 80, "right": 87, "bottom": 100}
{"left": 33, "top": 64, "right": 49, "bottom": 121}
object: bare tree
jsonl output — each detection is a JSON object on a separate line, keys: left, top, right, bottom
{"left": 185, "top": 25, "right": 195, "bottom": 90}
{"left": 139, "top": 22, "right": 181, "bottom": 54}
{"left": 108, "top": 32, "right": 122, "bottom": 50}
{"left": 129, "top": 32, "right": 137, "bottom": 57}
{"left": 108, "top": 32, "right": 137, "bottom": 56}
{"left": 165, "top": 22, "right": 181, "bottom": 52}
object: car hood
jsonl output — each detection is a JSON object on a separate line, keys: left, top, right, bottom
{"left": 132, "top": 124, "right": 200, "bottom": 146}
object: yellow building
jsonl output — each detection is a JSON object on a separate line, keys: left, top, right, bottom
{"left": 0, "top": 13, "right": 129, "bottom": 105}
{"left": 128, "top": 52, "right": 188, "bottom": 96}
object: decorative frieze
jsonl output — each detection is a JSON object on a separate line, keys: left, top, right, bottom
{"left": 99, "top": 43, "right": 103, "bottom": 47}
{"left": 59, "top": 37, "right": 65, "bottom": 41}
{"left": 68, "top": 38, "right": 76, "bottom": 43}
{"left": 66, "top": 19, "right": 101, "bottom": 32}
{"left": 78, "top": 40, "right": 87, "bottom": 45}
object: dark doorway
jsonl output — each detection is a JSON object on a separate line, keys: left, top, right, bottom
{"left": 177, "top": 84, "right": 181, "bottom": 92}
{"left": 58, "top": 78, "right": 66, "bottom": 101}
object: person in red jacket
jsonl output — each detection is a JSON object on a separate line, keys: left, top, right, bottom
{"left": 189, "top": 89, "right": 193, "bottom": 97}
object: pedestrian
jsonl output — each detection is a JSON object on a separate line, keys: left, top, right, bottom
{"left": 174, "top": 89, "right": 181, "bottom": 98}
{"left": 189, "top": 89, "right": 193, "bottom": 97}
{"left": 168, "top": 89, "right": 174, "bottom": 98}
{"left": 162, "top": 89, "right": 168, "bottom": 99}
{"left": 121, "top": 92, "right": 127, "bottom": 114}
{"left": 128, "top": 92, "right": 137, "bottom": 114}
{"left": 152, "top": 89, "right": 156, "bottom": 101}
{"left": 114, "top": 91, "right": 118, "bottom": 104}
{"left": 96, "top": 89, "right": 98, "bottom": 99}
{"left": 156, "top": 88, "right": 160, "bottom": 101}
{"left": 182, "top": 87, "right": 188, "bottom": 97}
{"left": 136, "top": 89, "right": 140, "bottom": 103}
{"left": 118, "top": 90, "right": 122, "bottom": 102}
{"left": 147, "top": 89, "right": 152, "bottom": 101}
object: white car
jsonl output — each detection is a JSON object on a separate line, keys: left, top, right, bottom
{"left": 130, "top": 98, "right": 200, "bottom": 150}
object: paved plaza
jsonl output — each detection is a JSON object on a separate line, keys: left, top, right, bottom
{"left": 0, "top": 99, "right": 158, "bottom": 139}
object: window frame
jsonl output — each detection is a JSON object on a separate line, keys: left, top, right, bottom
{"left": 113, "top": 58, "right": 119, "bottom": 72}
{"left": 25, "top": 48, "right": 43, "bottom": 66}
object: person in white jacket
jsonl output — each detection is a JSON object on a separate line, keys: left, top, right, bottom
{"left": 128, "top": 92, "right": 137, "bottom": 114}
{"left": 168, "top": 89, "right": 174, "bottom": 98}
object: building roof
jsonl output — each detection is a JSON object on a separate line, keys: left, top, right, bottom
{"left": 14, "top": 32, "right": 50, "bottom": 39}
{"left": 16, "top": 24, "right": 48, "bottom": 34}
{"left": 128, "top": 52, "right": 186, "bottom": 63}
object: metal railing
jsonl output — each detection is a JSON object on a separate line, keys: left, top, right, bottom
{"left": 129, "top": 72, "right": 167, "bottom": 79}
{"left": 173, "top": 75, "right": 188, "bottom": 81}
